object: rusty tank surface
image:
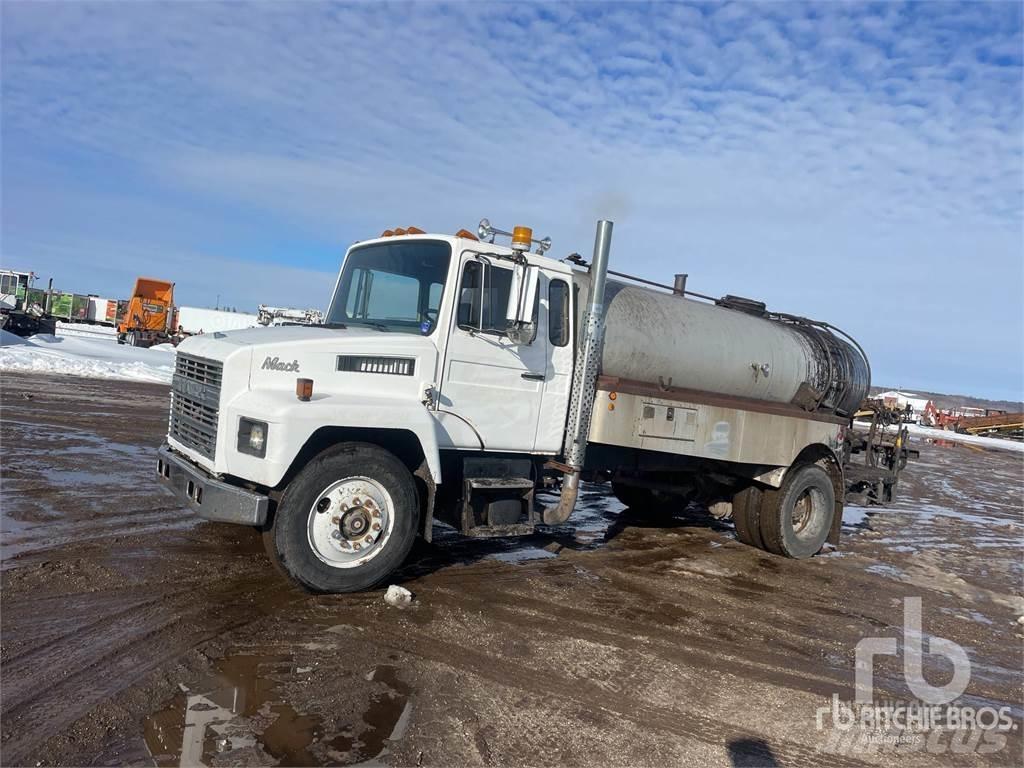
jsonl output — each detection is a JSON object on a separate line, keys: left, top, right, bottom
{"left": 587, "top": 280, "right": 870, "bottom": 417}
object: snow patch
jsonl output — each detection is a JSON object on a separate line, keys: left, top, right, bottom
{"left": 54, "top": 321, "right": 118, "bottom": 341}
{"left": 842, "top": 505, "right": 870, "bottom": 527}
{"left": 0, "top": 330, "right": 174, "bottom": 383}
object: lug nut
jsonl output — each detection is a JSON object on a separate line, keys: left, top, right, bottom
{"left": 372, "top": 523, "right": 381, "bottom": 531}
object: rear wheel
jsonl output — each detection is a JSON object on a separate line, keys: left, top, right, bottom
{"left": 269, "top": 442, "right": 419, "bottom": 592}
{"left": 732, "top": 486, "right": 765, "bottom": 549}
{"left": 758, "top": 464, "right": 835, "bottom": 559}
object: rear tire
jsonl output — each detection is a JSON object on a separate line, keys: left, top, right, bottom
{"left": 270, "top": 442, "right": 419, "bottom": 593}
{"left": 758, "top": 464, "right": 835, "bottom": 559}
{"left": 732, "top": 486, "right": 765, "bottom": 549}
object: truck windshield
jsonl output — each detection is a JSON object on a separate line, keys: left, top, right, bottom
{"left": 327, "top": 240, "right": 451, "bottom": 335}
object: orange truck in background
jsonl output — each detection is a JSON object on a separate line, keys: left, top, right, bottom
{"left": 117, "top": 277, "right": 175, "bottom": 347}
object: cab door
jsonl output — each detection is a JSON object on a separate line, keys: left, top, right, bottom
{"left": 439, "top": 254, "right": 548, "bottom": 452}
{"left": 534, "top": 273, "right": 575, "bottom": 453}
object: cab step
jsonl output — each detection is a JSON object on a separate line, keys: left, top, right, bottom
{"left": 460, "top": 458, "right": 537, "bottom": 537}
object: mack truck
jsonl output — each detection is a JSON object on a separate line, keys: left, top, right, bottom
{"left": 157, "top": 219, "right": 893, "bottom": 593}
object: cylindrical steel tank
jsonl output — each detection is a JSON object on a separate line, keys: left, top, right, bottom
{"left": 589, "top": 281, "right": 870, "bottom": 417}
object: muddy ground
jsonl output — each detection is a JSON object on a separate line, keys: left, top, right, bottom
{"left": 1, "top": 371, "right": 1021, "bottom": 767}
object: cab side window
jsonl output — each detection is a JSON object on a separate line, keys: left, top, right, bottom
{"left": 549, "top": 279, "right": 570, "bottom": 347}
{"left": 457, "top": 261, "right": 513, "bottom": 335}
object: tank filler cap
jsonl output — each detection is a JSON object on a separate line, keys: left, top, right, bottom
{"left": 716, "top": 295, "right": 767, "bottom": 316}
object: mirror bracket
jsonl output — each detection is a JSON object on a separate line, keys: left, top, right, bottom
{"left": 505, "top": 263, "right": 540, "bottom": 343}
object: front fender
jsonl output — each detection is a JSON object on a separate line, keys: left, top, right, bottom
{"left": 222, "top": 389, "right": 443, "bottom": 488}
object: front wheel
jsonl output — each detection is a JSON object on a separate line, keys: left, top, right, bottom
{"left": 268, "top": 442, "right": 419, "bottom": 592}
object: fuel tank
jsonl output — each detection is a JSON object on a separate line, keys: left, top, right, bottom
{"left": 589, "top": 281, "right": 870, "bottom": 417}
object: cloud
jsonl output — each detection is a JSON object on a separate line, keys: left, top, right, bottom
{"left": 1, "top": 1, "right": 1021, "bottom": 398}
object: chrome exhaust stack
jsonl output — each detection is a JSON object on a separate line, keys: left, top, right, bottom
{"left": 544, "top": 219, "right": 613, "bottom": 525}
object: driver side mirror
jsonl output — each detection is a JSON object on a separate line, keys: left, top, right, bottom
{"left": 505, "top": 263, "right": 539, "bottom": 344}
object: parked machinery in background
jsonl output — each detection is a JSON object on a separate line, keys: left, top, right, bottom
{"left": 844, "top": 400, "right": 918, "bottom": 503}
{"left": 0, "top": 269, "right": 56, "bottom": 337}
{"left": 117, "top": 277, "right": 176, "bottom": 347}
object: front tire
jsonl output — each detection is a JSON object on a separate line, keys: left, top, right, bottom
{"left": 270, "top": 442, "right": 419, "bottom": 593}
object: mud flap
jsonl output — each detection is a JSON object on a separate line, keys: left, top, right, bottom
{"left": 827, "top": 499, "right": 843, "bottom": 545}
{"left": 414, "top": 459, "right": 437, "bottom": 543}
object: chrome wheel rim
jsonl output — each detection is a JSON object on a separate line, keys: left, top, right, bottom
{"left": 307, "top": 476, "right": 394, "bottom": 569}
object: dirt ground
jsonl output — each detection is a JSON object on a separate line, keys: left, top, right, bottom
{"left": 1, "top": 372, "right": 1021, "bottom": 768}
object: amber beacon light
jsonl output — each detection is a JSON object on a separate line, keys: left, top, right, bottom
{"left": 511, "top": 226, "right": 533, "bottom": 251}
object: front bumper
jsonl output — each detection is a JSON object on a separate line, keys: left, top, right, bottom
{"left": 156, "top": 444, "right": 269, "bottom": 526}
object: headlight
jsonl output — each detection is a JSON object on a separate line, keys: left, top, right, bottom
{"left": 238, "top": 418, "right": 268, "bottom": 458}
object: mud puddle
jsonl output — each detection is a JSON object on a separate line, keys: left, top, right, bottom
{"left": 144, "top": 652, "right": 411, "bottom": 767}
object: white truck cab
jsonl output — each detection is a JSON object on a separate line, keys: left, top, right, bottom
{"left": 158, "top": 223, "right": 584, "bottom": 591}
{"left": 158, "top": 218, "right": 895, "bottom": 593}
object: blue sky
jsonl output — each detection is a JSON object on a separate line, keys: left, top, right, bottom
{"left": 2, "top": 1, "right": 1021, "bottom": 400}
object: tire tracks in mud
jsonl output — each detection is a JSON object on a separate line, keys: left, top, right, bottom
{"left": 424, "top": 538, "right": 877, "bottom": 688}
{"left": 331, "top": 606, "right": 870, "bottom": 768}
{"left": 430, "top": 582, "right": 852, "bottom": 700}
{"left": 1, "top": 576, "right": 293, "bottom": 765}
{"left": 1, "top": 591, "right": 170, "bottom": 669}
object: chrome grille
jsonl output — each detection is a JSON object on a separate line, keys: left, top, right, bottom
{"left": 169, "top": 353, "right": 222, "bottom": 459}
{"left": 175, "top": 354, "right": 223, "bottom": 387}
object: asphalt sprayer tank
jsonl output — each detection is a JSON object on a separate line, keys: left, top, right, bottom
{"left": 594, "top": 281, "right": 871, "bottom": 417}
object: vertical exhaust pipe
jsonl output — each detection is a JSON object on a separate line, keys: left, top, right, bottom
{"left": 673, "top": 273, "right": 688, "bottom": 295}
{"left": 544, "top": 219, "right": 613, "bottom": 525}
